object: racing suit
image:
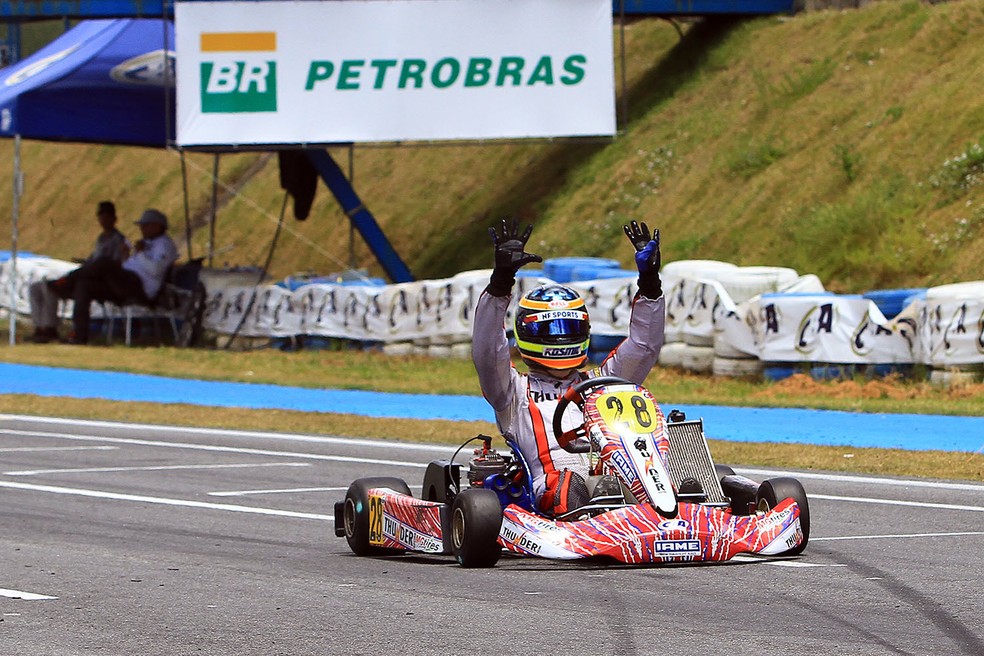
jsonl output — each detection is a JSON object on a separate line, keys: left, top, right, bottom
{"left": 472, "top": 290, "right": 666, "bottom": 513}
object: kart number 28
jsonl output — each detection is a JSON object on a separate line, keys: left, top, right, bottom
{"left": 368, "top": 494, "right": 385, "bottom": 545}
{"left": 598, "top": 392, "right": 657, "bottom": 434}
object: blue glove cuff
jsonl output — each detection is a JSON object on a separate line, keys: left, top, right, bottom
{"left": 635, "top": 240, "right": 658, "bottom": 273}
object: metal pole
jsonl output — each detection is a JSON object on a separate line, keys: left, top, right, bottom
{"left": 209, "top": 153, "right": 219, "bottom": 267}
{"left": 180, "top": 150, "right": 193, "bottom": 259}
{"left": 9, "top": 134, "right": 21, "bottom": 345}
{"left": 348, "top": 145, "right": 356, "bottom": 270}
{"left": 619, "top": 0, "right": 628, "bottom": 130}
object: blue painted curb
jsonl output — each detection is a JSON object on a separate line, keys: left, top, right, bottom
{"left": 1, "top": 363, "right": 982, "bottom": 453}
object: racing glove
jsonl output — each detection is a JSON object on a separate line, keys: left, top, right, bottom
{"left": 486, "top": 218, "right": 542, "bottom": 297}
{"left": 623, "top": 220, "right": 662, "bottom": 299}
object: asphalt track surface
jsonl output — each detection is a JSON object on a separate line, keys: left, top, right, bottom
{"left": 2, "top": 415, "right": 983, "bottom": 655}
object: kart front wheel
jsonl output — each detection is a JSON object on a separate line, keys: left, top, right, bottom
{"left": 450, "top": 488, "right": 503, "bottom": 568}
{"left": 756, "top": 477, "right": 810, "bottom": 555}
{"left": 343, "top": 477, "right": 412, "bottom": 557}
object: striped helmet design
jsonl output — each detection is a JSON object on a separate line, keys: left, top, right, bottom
{"left": 514, "top": 284, "right": 590, "bottom": 369}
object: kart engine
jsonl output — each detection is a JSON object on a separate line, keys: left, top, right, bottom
{"left": 467, "top": 445, "right": 509, "bottom": 487}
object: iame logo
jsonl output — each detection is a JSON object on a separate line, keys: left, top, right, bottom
{"left": 200, "top": 32, "right": 277, "bottom": 113}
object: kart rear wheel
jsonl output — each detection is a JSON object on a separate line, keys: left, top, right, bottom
{"left": 756, "top": 477, "right": 810, "bottom": 555}
{"left": 343, "top": 477, "right": 412, "bottom": 557}
{"left": 450, "top": 488, "right": 503, "bottom": 568}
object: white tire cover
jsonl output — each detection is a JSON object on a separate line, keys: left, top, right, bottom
{"left": 714, "top": 336, "right": 754, "bottom": 358}
{"left": 718, "top": 266, "right": 800, "bottom": 304}
{"left": 681, "top": 345, "right": 715, "bottom": 373}
{"left": 382, "top": 341, "right": 414, "bottom": 356}
{"left": 428, "top": 344, "right": 452, "bottom": 358}
{"left": 658, "top": 342, "right": 688, "bottom": 368}
{"left": 778, "top": 274, "right": 826, "bottom": 295}
{"left": 663, "top": 327, "right": 684, "bottom": 343}
{"left": 926, "top": 281, "right": 984, "bottom": 301}
{"left": 929, "top": 369, "right": 982, "bottom": 387}
{"left": 661, "top": 259, "right": 738, "bottom": 278}
{"left": 712, "top": 356, "right": 763, "bottom": 377}
{"left": 683, "top": 332, "right": 714, "bottom": 347}
{"left": 450, "top": 342, "right": 473, "bottom": 359}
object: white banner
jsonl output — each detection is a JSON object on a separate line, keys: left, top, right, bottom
{"left": 175, "top": 0, "right": 615, "bottom": 145}
{"left": 751, "top": 294, "right": 918, "bottom": 365}
{"left": 920, "top": 297, "right": 984, "bottom": 367}
{"left": 8, "top": 255, "right": 980, "bottom": 368}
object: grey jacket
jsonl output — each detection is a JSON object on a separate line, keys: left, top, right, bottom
{"left": 89, "top": 229, "right": 129, "bottom": 263}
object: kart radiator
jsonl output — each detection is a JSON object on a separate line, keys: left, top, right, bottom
{"left": 665, "top": 419, "right": 729, "bottom": 505}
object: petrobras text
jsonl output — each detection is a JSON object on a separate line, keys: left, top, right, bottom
{"left": 176, "top": 0, "right": 615, "bottom": 145}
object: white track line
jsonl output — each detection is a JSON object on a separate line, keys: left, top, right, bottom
{"left": 810, "top": 493, "right": 984, "bottom": 513}
{"left": 737, "top": 467, "right": 984, "bottom": 493}
{"left": 0, "top": 480, "right": 333, "bottom": 521}
{"left": 0, "top": 414, "right": 451, "bottom": 452}
{"left": 0, "top": 587, "right": 57, "bottom": 601}
{"left": 0, "top": 429, "right": 427, "bottom": 469}
{"left": 5, "top": 462, "right": 311, "bottom": 477}
{"left": 0, "top": 446, "right": 118, "bottom": 453}
{"left": 730, "top": 555, "right": 844, "bottom": 568}
{"left": 812, "top": 531, "right": 984, "bottom": 542}
{"left": 209, "top": 486, "right": 349, "bottom": 497}
{"left": 6, "top": 415, "right": 982, "bottom": 492}
{"left": 209, "top": 483, "right": 424, "bottom": 497}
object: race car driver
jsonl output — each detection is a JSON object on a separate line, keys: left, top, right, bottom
{"left": 472, "top": 219, "right": 666, "bottom": 517}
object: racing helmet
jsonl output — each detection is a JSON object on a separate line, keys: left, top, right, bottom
{"left": 514, "top": 284, "right": 591, "bottom": 370}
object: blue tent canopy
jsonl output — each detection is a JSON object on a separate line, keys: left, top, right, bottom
{"left": 0, "top": 19, "right": 173, "bottom": 147}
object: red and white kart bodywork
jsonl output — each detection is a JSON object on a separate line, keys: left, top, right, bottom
{"left": 336, "top": 377, "right": 809, "bottom": 567}
{"left": 499, "top": 498, "right": 802, "bottom": 562}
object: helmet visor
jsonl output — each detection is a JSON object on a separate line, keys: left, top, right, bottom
{"left": 518, "top": 310, "right": 589, "bottom": 341}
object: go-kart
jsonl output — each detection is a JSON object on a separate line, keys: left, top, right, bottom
{"left": 334, "top": 376, "right": 809, "bottom": 567}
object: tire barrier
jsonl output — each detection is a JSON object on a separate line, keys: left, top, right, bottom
{"left": 662, "top": 259, "right": 738, "bottom": 344}
{"left": 0, "top": 255, "right": 111, "bottom": 320}
{"left": 863, "top": 288, "right": 927, "bottom": 320}
{"left": 543, "top": 257, "right": 619, "bottom": 284}
{"left": 3, "top": 255, "right": 981, "bottom": 383}
{"left": 929, "top": 368, "right": 983, "bottom": 386}
{"left": 681, "top": 344, "right": 715, "bottom": 374}
{"left": 712, "top": 356, "right": 764, "bottom": 379}
{"left": 658, "top": 341, "right": 687, "bottom": 368}
{"left": 924, "top": 281, "right": 984, "bottom": 385}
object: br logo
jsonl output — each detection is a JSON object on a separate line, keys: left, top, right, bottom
{"left": 199, "top": 32, "right": 277, "bottom": 113}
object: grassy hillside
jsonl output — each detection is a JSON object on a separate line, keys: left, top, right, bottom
{"left": 1, "top": 0, "right": 982, "bottom": 291}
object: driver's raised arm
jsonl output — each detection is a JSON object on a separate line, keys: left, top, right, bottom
{"left": 473, "top": 291, "right": 517, "bottom": 413}
{"left": 599, "top": 221, "right": 666, "bottom": 384}
{"left": 472, "top": 220, "right": 542, "bottom": 415}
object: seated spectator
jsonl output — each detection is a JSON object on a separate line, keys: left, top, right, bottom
{"left": 29, "top": 201, "right": 130, "bottom": 343}
{"left": 52, "top": 208, "right": 178, "bottom": 345}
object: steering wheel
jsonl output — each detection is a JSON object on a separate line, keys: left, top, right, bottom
{"left": 552, "top": 376, "right": 635, "bottom": 453}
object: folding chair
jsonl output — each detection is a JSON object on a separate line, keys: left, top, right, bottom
{"left": 102, "top": 259, "right": 206, "bottom": 346}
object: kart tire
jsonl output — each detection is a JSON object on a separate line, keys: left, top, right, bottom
{"left": 756, "top": 477, "right": 810, "bottom": 555}
{"left": 450, "top": 488, "right": 503, "bottom": 568}
{"left": 714, "top": 463, "right": 736, "bottom": 481}
{"left": 343, "top": 477, "right": 412, "bottom": 557}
